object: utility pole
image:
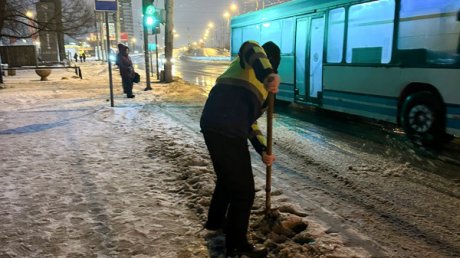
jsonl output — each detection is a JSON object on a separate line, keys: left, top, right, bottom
{"left": 163, "top": 0, "right": 173, "bottom": 83}
{"left": 99, "top": 13, "right": 106, "bottom": 61}
{"left": 115, "top": 4, "right": 120, "bottom": 43}
{"left": 94, "top": 11, "right": 101, "bottom": 60}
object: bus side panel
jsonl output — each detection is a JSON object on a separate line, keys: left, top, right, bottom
{"left": 446, "top": 105, "right": 460, "bottom": 136}
{"left": 322, "top": 65, "right": 460, "bottom": 135}
{"left": 322, "top": 65, "right": 401, "bottom": 123}
{"left": 277, "top": 55, "right": 295, "bottom": 102}
{"left": 400, "top": 68, "right": 460, "bottom": 105}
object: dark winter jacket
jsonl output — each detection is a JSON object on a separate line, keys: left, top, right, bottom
{"left": 200, "top": 41, "right": 277, "bottom": 154}
{"left": 116, "top": 44, "right": 134, "bottom": 78}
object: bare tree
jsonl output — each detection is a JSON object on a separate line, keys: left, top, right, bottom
{"left": 0, "top": 0, "right": 95, "bottom": 40}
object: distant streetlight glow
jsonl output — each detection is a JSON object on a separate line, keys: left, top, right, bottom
{"left": 223, "top": 11, "right": 230, "bottom": 18}
{"left": 230, "top": 3, "right": 238, "bottom": 13}
{"left": 26, "top": 11, "right": 33, "bottom": 18}
{"left": 208, "top": 22, "right": 214, "bottom": 28}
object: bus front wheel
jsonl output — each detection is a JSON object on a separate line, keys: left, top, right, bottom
{"left": 401, "top": 91, "right": 445, "bottom": 146}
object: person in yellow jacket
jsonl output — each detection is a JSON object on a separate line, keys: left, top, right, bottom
{"left": 200, "top": 40, "right": 280, "bottom": 257}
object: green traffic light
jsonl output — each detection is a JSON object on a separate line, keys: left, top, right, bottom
{"left": 146, "top": 16, "right": 155, "bottom": 26}
{"left": 144, "top": 4, "right": 158, "bottom": 27}
{"left": 145, "top": 5, "right": 155, "bottom": 15}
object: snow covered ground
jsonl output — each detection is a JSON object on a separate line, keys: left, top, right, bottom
{"left": 0, "top": 62, "right": 367, "bottom": 257}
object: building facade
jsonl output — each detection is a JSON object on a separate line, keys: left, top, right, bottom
{"left": 263, "top": 0, "right": 290, "bottom": 8}
{"left": 118, "top": 0, "right": 136, "bottom": 49}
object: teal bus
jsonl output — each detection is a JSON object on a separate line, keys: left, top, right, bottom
{"left": 230, "top": 0, "right": 460, "bottom": 145}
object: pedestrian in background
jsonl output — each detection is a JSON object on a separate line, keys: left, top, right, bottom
{"left": 82, "top": 52, "right": 86, "bottom": 62}
{"left": 116, "top": 44, "right": 135, "bottom": 98}
{"left": 200, "top": 40, "right": 281, "bottom": 257}
{"left": 73, "top": 53, "right": 78, "bottom": 63}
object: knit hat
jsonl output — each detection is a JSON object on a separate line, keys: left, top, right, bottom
{"left": 262, "top": 41, "right": 281, "bottom": 73}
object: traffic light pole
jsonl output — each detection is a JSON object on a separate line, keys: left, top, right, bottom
{"left": 143, "top": 25, "right": 152, "bottom": 90}
{"left": 155, "top": 32, "right": 159, "bottom": 80}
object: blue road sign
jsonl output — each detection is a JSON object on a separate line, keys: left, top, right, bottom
{"left": 95, "top": 0, "right": 117, "bottom": 12}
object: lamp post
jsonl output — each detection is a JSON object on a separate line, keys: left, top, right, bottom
{"left": 223, "top": 11, "right": 230, "bottom": 49}
{"left": 230, "top": 3, "right": 239, "bottom": 15}
{"left": 131, "top": 37, "right": 136, "bottom": 52}
{"left": 25, "top": 11, "right": 36, "bottom": 43}
{"left": 208, "top": 22, "right": 215, "bottom": 47}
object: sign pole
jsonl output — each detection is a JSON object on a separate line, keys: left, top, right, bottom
{"left": 95, "top": 0, "right": 117, "bottom": 106}
{"left": 105, "top": 12, "right": 114, "bottom": 107}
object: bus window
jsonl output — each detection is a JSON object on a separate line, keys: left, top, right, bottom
{"left": 399, "top": 0, "right": 460, "bottom": 65}
{"left": 242, "top": 24, "right": 261, "bottom": 43}
{"left": 232, "top": 28, "right": 243, "bottom": 55}
{"left": 261, "top": 20, "right": 281, "bottom": 49}
{"left": 347, "top": 0, "right": 395, "bottom": 64}
{"left": 327, "top": 8, "right": 345, "bottom": 63}
{"left": 281, "top": 18, "right": 295, "bottom": 54}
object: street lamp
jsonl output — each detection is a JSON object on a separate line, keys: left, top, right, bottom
{"left": 131, "top": 37, "right": 136, "bottom": 51}
{"left": 207, "top": 22, "right": 215, "bottom": 47}
{"left": 230, "top": 3, "right": 238, "bottom": 14}
{"left": 223, "top": 11, "right": 230, "bottom": 20}
{"left": 25, "top": 10, "right": 37, "bottom": 45}
{"left": 222, "top": 12, "right": 231, "bottom": 49}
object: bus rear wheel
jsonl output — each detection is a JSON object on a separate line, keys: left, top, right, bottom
{"left": 401, "top": 91, "right": 445, "bottom": 146}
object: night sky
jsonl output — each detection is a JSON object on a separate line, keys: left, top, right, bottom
{"left": 152, "top": 0, "right": 240, "bottom": 47}
{"left": 88, "top": 0, "right": 245, "bottom": 48}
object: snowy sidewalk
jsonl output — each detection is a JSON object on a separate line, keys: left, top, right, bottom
{"left": 0, "top": 62, "right": 367, "bottom": 258}
{"left": 0, "top": 63, "right": 209, "bottom": 257}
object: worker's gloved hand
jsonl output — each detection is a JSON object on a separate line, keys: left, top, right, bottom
{"left": 264, "top": 73, "right": 280, "bottom": 93}
{"left": 262, "top": 151, "right": 275, "bottom": 166}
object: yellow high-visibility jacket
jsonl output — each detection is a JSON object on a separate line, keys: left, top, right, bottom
{"left": 200, "top": 41, "right": 276, "bottom": 154}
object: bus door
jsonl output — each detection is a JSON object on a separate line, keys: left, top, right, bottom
{"left": 295, "top": 17, "right": 309, "bottom": 102}
{"left": 309, "top": 16, "right": 325, "bottom": 101}
{"left": 295, "top": 15, "right": 325, "bottom": 103}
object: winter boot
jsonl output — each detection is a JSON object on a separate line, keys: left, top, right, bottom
{"left": 226, "top": 242, "right": 267, "bottom": 258}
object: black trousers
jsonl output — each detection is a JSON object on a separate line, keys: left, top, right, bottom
{"left": 121, "top": 75, "right": 133, "bottom": 96}
{"left": 203, "top": 131, "right": 255, "bottom": 249}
